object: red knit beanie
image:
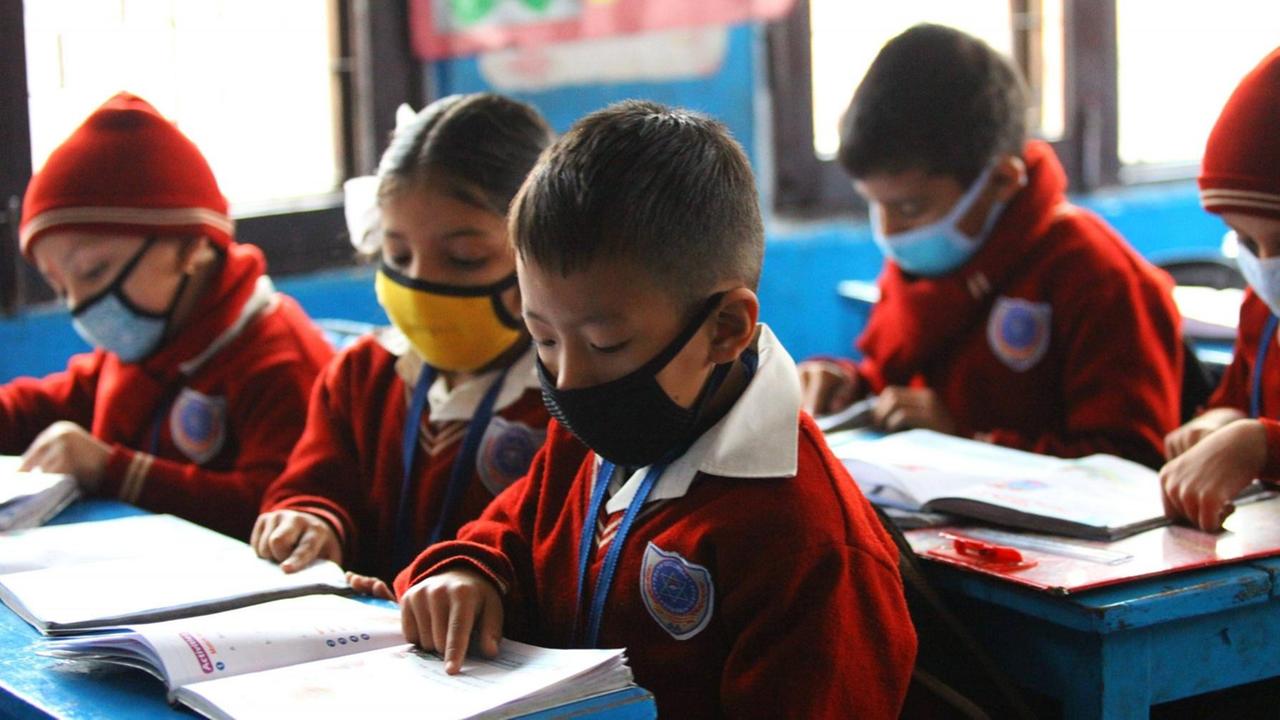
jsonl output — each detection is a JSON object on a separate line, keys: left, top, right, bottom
{"left": 20, "top": 92, "right": 233, "bottom": 259}
{"left": 1200, "top": 48, "right": 1280, "bottom": 220}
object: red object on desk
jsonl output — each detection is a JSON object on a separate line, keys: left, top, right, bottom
{"left": 908, "top": 494, "right": 1280, "bottom": 594}
{"left": 925, "top": 533, "right": 1038, "bottom": 572}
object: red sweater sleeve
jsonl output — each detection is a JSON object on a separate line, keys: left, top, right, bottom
{"left": 258, "top": 358, "right": 360, "bottom": 552}
{"left": 394, "top": 436, "right": 551, "bottom": 604}
{"left": 984, "top": 280, "right": 1180, "bottom": 468}
{"left": 0, "top": 352, "right": 102, "bottom": 455}
{"left": 718, "top": 543, "right": 914, "bottom": 719}
{"left": 96, "top": 357, "right": 318, "bottom": 540}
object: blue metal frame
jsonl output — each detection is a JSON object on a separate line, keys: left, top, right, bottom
{"left": 929, "top": 560, "right": 1280, "bottom": 718}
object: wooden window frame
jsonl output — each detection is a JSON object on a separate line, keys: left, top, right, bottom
{"left": 0, "top": 0, "right": 425, "bottom": 314}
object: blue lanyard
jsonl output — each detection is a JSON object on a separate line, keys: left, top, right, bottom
{"left": 573, "top": 459, "right": 665, "bottom": 648}
{"left": 393, "top": 363, "right": 511, "bottom": 571}
{"left": 1251, "top": 314, "right": 1279, "bottom": 419}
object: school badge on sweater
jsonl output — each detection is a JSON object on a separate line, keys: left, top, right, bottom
{"left": 169, "top": 388, "right": 227, "bottom": 464}
{"left": 476, "top": 417, "right": 545, "bottom": 496}
{"left": 640, "top": 543, "right": 714, "bottom": 640}
{"left": 987, "top": 296, "right": 1052, "bottom": 372}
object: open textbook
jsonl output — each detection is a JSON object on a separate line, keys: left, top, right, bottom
{"left": 830, "top": 429, "right": 1169, "bottom": 540}
{"left": 0, "top": 552, "right": 347, "bottom": 634}
{"left": 40, "top": 595, "right": 404, "bottom": 692}
{"left": 0, "top": 513, "right": 249, "bottom": 574}
{"left": 42, "top": 594, "right": 634, "bottom": 720}
{"left": 0, "top": 455, "right": 80, "bottom": 531}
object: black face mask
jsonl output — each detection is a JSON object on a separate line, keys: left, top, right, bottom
{"left": 537, "top": 293, "right": 733, "bottom": 468}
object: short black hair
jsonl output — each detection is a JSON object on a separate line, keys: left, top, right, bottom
{"left": 378, "top": 93, "right": 553, "bottom": 215}
{"left": 510, "top": 100, "right": 763, "bottom": 305}
{"left": 838, "top": 24, "right": 1028, "bottom": 185}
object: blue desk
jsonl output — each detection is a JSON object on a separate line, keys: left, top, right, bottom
{"left": 930, "top": 558, "right": 1280, "bottom": 719}
{"left": 0, "top": 500, "right": 657, "bottom": 719}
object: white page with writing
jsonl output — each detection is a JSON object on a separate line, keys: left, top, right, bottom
{"left": 43, "top": 595, "right": 404, "bottom": 689}
{"left": 177, "top": 641, "right": 629, "bottom": 720}
{"left": 833, "top": 430, "right": 1162, "bottom": 527}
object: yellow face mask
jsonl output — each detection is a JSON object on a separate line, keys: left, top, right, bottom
{"left": 375, "top": 262, "right": 524, "bottom": 372}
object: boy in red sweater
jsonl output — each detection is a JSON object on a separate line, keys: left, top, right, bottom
{"left": 1162, "top": 49, "right": 1280, "bottom": 531}
{"left": 389, "top": 101, "right": 916, "bottom": 718}
{"left": 254, "top": 94, "right": 554, "bottom": 582}
{"left": 5, "top": 92, "right": 333, "bottom": 539}
{"left": 798, "top": 24, "right": 1181, "bottom": 468}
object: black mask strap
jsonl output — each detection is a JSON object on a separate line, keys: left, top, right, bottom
{"left": 71, "top": 235, "right": 158, "bottom": 317}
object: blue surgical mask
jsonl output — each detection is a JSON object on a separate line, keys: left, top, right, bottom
{"left": 1233, "top": 232, "right": 1280, "bottom": 317}
{"left": 70, "top": 237, "right": 189, "bottom": 363}
{"left": 871, "top": 165, "right": 1007, "bottom": 277}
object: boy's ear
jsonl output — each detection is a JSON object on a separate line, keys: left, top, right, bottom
{"left": 707, "top": 287, "right": 759, "bottom": 365}
{"left": 990, "top": 155, "right": 1028, "bottom": 203}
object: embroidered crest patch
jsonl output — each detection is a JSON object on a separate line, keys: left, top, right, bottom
{"left": 169, "top": 388, "right": 227, "bottom": 464}
{"left": 476, "top": 417, "right": 546, "bottom": 496}
{"left": 640, "top": 543, "right": 714, "bottom": 640}
{"left": 987, "top": 296, "right": 1052, "bottom": 372}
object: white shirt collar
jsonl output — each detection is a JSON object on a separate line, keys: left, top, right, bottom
{"left": 426, "top": 344, "right": 540, "bottom": 422}
{"left": 603, "top": 323, "right": 801, "bottom": 514}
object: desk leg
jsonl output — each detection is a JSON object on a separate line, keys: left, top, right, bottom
{"left": 1059, "top": 630, "right": 1152, "bottom": 720}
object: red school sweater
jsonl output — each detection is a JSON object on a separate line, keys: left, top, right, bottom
{"left": 0, "top": 243, "right": 333, "bottom": 538}
{"left": 396, "top": 416, "right": 917, "bottom": 719}
{"left": 1205, "top": 290, "right": 1280, "bottom": 477}
{"left": 261, "top": 337, "right": 550, "bottom": 582}
{"left": 849, "top": 140, "right": 1182, "bottom": 468}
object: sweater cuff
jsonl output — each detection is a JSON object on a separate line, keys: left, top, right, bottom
{"left": 393, "top": 541, "right": 512, "bottom": 599}
{"left": 268, "top": 498, "right": 351, "bottom": 551}
{"left": 1260, "top": 418, "right": 1280, "bottom": 481}
{"left": 101, "top": 445, "right": 155, "bottom": 503}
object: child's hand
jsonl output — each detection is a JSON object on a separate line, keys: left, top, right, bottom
{"left": 1164, "top": 407, "right": 1246, "bottom": 460}
{"left": 251, "top": 510, "right": 343, "bottom": 572}
{"left": 401, "top": 568, "right": 503, "bottom": 675}
{"left": 1161, "top": 419, "right": 1267, "bottom": 532}
{"left": 798, "top": 361, "right": 860, "bottom": 416}
{"left": 345, "top": 571, "right": 394, "bottom": 600}
{"left": 873, "top": 386, "right": 957, "bottom": 435}
{"left": 20, "top": 421, "right": 110, "bottom": 492}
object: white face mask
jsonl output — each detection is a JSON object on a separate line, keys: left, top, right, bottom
{"left": 1233, "top": 231, "right": 1280, "bottom": 317}
{"left": 870, "top": 165, "right": 1007, "bottom": 277}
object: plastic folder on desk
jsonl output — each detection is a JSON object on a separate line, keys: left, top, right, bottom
{"left": 907, "top": 492, "right": 1280, "bottom": 594}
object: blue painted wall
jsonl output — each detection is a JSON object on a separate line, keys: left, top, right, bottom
{"left": 0, "top": 24, "right": 1228, "bottom": 384}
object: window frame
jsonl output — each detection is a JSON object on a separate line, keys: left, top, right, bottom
{"left": 1, "top": 0, "right": 425, "bottom": 314}
{"left": 766, "top": 0, "right": 1122, "bottom": 219}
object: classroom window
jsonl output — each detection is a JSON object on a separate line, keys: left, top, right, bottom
{"left": 24, "top": 0, "right": 344, "bottom": 211}
{"left": 1116, "top": 0, "right": 1280, "bottom": 177}
{"left": 808, "top": 0, "right": 1064, "bottom": 160}
{"left": 769, "top": 0, "right": 1069, "bottom": 216}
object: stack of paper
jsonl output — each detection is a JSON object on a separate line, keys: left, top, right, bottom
{"left": 0, "top": 456, "right": 80, "bottom": 531}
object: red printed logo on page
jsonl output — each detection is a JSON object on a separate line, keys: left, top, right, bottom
{"left": 180, "top": 632, "right": 215, "bottom": 674}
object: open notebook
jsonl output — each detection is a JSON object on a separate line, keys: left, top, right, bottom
{"left": 0, "top": 513, "right": 247, "bottom": 574}
{"left": 0, "top": 513, "right": 349, "bottom": 634}
{"left": 830, "top": 429, "right": 1168, "bottom": 541}
{"left": 41, "top": 595, "right": 634, "bottom": 720}
{"left": 0, "top": 456, "right": 80, "bottom": 531}
{"left": 0, "top": 549, "right": 349, "bottom": 635}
